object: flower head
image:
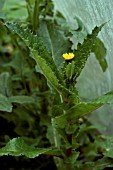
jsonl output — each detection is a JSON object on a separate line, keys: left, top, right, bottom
{"left": 62, "top": 53, "right": 75, "bottom": 60}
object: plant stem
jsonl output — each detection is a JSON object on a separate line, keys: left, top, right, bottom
{"left": 25, "top": 0, "right": 33, "bottom": 24}
{"left": 52, "top": 118, "right": 64, "bottom": 170}
{"left": 32, "top": 0, "right": 41, "bottom": 32}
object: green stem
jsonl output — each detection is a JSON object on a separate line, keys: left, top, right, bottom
{"left": 52, "top": 118, "right": 64, "bottom": 170}
{"left": 32, "top": 0, "right": 41, "bottom": 32}
{"left": 25, "top": 0, "right": 33, "bottom": 24}
{"left": 51, "top": 94, "right": 66, "bottom": 169}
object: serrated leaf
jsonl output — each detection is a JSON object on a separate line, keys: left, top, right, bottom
{"left": 53, "top": 102, "right": 102, "bottom": 128}
{"left": 73, "top": 24, "right": 105, "bottom": 80}
{"left": 0, "top": 72, "right": 12, "bottom": 97}
{"left": 0, "top": 93, "right": 12, "bottom": 112}
{"left": 5, "top": 22, "right": 64, "bottom": 86}
{"left": 92, "top": 91, "right": 113, "bottom": 104}
{"left": 0, "top": 137, "right": 52, "bottom": 158}
{"left": 0, "top": 137, "right": 63, "bottom": 158}
{"left": 9, "top": 95, "right": 35, "bottom": 104}
{"left": 33, "top": 52, "right": 70, "bottom": 97}
{"left": 53, "top": 91, "right": 113, "bottom": 128}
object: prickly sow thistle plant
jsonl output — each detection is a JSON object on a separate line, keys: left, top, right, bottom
{"left": 0, "top": 19, "right": 113, "bottom": 170}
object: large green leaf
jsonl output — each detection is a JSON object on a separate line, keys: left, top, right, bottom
{"left": 33, "top": 52, "right": 70, "bottom": 97}
{"left": 53, "top": 102, "right": 102, "bottom": 128}
{"left": 5, "top": 23, "right": 65, "bottom": 86}
{"left": 0, "top": 93, "right": 12, "bottom": 112}
{"left": 0, "top": 137, "right": 52, "bottom": 158}
{"left": 5, "top": 22, "right": 71, "bottom": 97}
{"left": 73, "top": 24, "right": 104, "bottom": 80}
{"left": 53, "top": 91, "right": 113, "bottom": 128}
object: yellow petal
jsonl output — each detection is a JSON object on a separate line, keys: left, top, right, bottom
{"left": 62, "top": 53, "right": 75, "bottom": 60}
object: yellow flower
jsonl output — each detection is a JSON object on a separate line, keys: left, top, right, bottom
{"left": 62, "top": 53, "right": 75, "bottom": 60}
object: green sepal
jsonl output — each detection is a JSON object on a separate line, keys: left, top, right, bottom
{"left": 65, "top": 61, "right": 75, "bottom": 80}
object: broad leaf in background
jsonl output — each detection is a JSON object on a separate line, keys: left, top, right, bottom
{"left": 2, "top": 0, "right": 27, "bottom": 20}
{"left": 0, "top": 93, "right": 12, "bottom": 112}
{"left": 0, "top": 0, "right": 6, "bottom": 18}
{"left": 0, "top": 0, "right": 6, "bottom": 11}
{"left": 92, "top": 37, "right": 107, "bottom": 72}
{"left": 69, "top": 16, "right": 88, "bottom": 50}
{"left": 37, "top": 21, "right": 71, "bottom": 69}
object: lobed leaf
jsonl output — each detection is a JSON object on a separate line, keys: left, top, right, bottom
{"left": 0, "top": 137, "right": 62, "bottom": 158}
{"left": 73, "top": 24, "right": 105, "bottom": 80}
